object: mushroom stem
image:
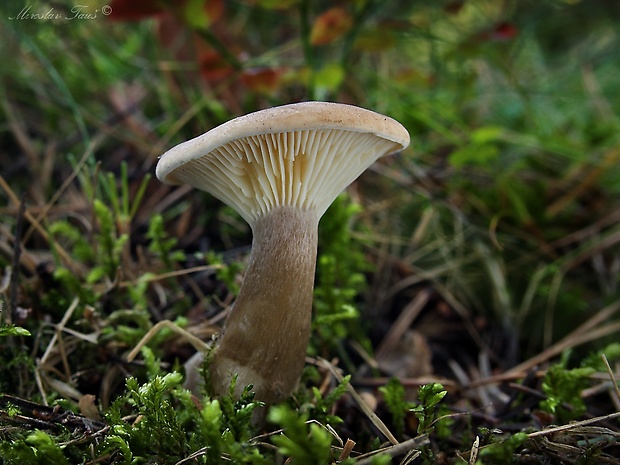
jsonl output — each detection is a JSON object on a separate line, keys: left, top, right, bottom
{"left": 210, "top": 206, "right": 319, "bottom": 404}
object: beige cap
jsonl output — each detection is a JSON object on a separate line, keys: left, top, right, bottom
{"left": 156, "top": 101, "right": 410, "bottom": 224}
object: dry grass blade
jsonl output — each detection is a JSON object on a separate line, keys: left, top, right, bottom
{"left": 468, "top": 436, "right": 480, "bottom": 465}
{"left": 551, "top": 209, "right": 620, "bottom": 249}
{"left": 174, "top": 447, "right": 209, "bottom": 465}
{"left": 352, "top": 435, "right": 429, "bottom": 464}
{"left": 33, "top": 298, "right": 80, "bottom": 404}
{"left": 316, "top": 357, "right": 399, "bottom": 445}
{"left": 0, "top": 174, "right": 80, "bottom": 274}
{"left": 528, "top": 412, "right": 620, "bottom": 439}
{"left": 375, "top": 289, "right": 431, "bottom": 360}
{"left": 126, "top": 320, "right": 211, "bottom": 363}
{"left": 546, "top": 146, "right": 620, "bottom": 218}
{"left": 1, "top": 97, "right": 38, "bottom": 167}
{"left": 562, "top": 227, "right": 620, "bottom": 272}
{"left": 39, "top": 297, "right": 80, "bottom": 367}
{"left": 602, "top": 354, "right": 620, "bottom": 403}
{"left": 507, "top": 299, "right": 620, "bottom": 375}
{"left": 23, "top": 134, "right": 104, "bottom": 245}
{"left": 118, "top": 264, "right": 223, "bottom": 288}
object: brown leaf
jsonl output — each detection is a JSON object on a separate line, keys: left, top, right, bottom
{"left": 199, "top": 49, "right": 236, "bottom": 82}
{"left": 240, "top": 67, "right": 286, "bottom": 93}
{"left": 78, "top": 394, "right": 101, "bottom": 421}
{"left": 378, "top": 330, "right": 433, "bottom": 379}
{"left": 310, "top": 7, "right": 353, "bottom": 46}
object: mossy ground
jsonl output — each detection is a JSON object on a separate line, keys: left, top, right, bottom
{"left": 1, "top": 1, "right": 619, "bottom": 463}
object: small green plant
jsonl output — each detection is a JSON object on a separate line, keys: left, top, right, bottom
{"left": 101, "top": 347, "right": 268, "bottom": 464}
{"left": 268, "top": 404, "right": 335, "bottom": 465}
{"left": 0, "top": 430, "right": 71, "bottom": 465}
{"left": 206, "top": 250, "right": 243, "bottom": 297}
{"left": 98, "top": 162, "right": 151, "bottom": 237}
{"left": 582, "top": 342, "right": 620, "bottom": 370}
{"left": 87, "top": 198, "right": 130, "bottom": 283}
{"left": 313, "top": 195, "right": 372, "bottom": 360}
{"left": 379, "top": 377, "right": 411, "bottom": 438}
{"left": 46, "top": 162, "right": 152, "bottom": 306}
{"left": 411, "top": 383, "right": 448, "bottom": 435}
{"left": 296, "top": 373, "right": 351, "bottom": 427}
{"left": 0, "top": 324, "right": 30, "bottom": 337}
{"left": 146, "top": 213, "right": 186, "bottom": 270}
{"left": 477, "top": 431, "right": 529, "bottom": 464}
{"left": 0, "top": 300, "right": 33, "bottom": 394}
{"left": 380, "top": 379, "right": 452, "bottom": 444}
{"left": 539, "top": 355, "right": 595, "bottom": 423}
{"left": 51, "top": 161, "right": 150, "bottom": 285}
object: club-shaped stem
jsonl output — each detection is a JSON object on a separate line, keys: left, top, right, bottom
{"left": 209, "top": 206, "right": 319, "bottom": 404}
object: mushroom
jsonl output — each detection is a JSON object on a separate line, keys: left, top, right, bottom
{"left": 156, "top": 101, "right": 410, "bottom": 404}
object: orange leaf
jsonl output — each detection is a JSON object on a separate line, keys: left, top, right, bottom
{"left": 199, "top": 49, "right": 235, "bottom": 82}
{"left": 241, "top": 67, "right": 286, "bottom": 93}
{"left": 476, "top": 21, "right": 519, "bottom": 42}
{"left": 310, "top": 7, "right": 353, "bottom": 46}
{"left": 491, "top": 22, "right": 518, "bottom": 41}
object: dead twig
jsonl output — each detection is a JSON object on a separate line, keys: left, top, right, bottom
{"left": 8, "top": 195, "right": 26, "bottom": 319}
{"left": 352, "top": 435, "right": 429, "bottom": 464}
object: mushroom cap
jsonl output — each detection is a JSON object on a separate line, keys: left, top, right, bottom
{"left": 156, "top": 101, "right": 410, "bottom": 224}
